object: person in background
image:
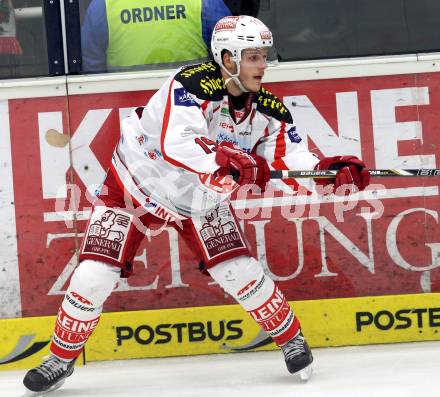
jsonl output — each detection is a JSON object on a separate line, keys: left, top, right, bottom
{"left": 81, "top": 0, "right": 232, "bottom": 72}
{"left": 0, "top": 0, "right": 22, "bottom": 55}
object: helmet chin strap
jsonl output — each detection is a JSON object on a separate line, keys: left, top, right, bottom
{"left": 221, "top": 61, "right": 249, "bottom": 93}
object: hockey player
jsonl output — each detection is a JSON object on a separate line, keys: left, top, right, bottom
{"left": 22, "top": 15, "right": 369, "bottom": 395}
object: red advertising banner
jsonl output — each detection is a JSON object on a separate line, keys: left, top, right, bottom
{"left": 7, "top": 72, "right": 440, "bottom": 318}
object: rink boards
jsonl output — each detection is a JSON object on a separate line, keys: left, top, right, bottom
{"left": 1, "top": 55, "right": 440, "bottom": 372}
{"left": 1, "top": 292, "right": 440, "bottom": 370}
{"left": 2, "top": 67, "right": 440, "bottom": 321}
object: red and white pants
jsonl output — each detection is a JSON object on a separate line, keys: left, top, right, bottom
{"left": 50, "top": 170, "right": 300, "bottom": 359}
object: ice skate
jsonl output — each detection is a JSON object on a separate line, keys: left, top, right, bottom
{"left": 22, "top": 355, "right": 76, "bottom": 396}
{"left": 281, "top": 331, "right": 313, "bottom": 381}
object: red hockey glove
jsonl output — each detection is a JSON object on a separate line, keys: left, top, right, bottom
{"left": 215, "top": 142, "right": 270, "bottom": 192}
{"left": 250, "top": 152, "right": 271, "bottom": 192}
{"left": 314, "top": 155, "right": 370, "bottom": 193}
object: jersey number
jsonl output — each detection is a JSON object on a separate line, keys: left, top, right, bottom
{"left": 195, "top": 136, "right": 216, "bottom": 154}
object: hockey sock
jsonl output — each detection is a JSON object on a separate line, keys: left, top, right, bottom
{"left": 208, "top": 256, "right": 300, "bottom": 346}
{"left": 50, "top": 260, "right": 120, "bottom": 360}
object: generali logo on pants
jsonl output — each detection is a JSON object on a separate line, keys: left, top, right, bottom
{"left": 82, "top": 208, "right": 132, "bottom": 261}
{"left": 200, "top": 206, "right": 244, "bottom": 258}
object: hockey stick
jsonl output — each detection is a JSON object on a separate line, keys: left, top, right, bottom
{"left": 270, "top": 169, "right": 440, "bottom": 179}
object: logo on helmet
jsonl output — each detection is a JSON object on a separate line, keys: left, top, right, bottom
{"left": 215, "top": 16, "right": 239, "bottom": 31}
{"left": 260, "top": 31, "right": 272, "bottom": 40}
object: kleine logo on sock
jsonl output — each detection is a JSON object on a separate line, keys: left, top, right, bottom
{"left": 249, "top": 286, "right": 291, "bottom": 330}
{"left": 54, "top": 307, "right": 100, "bottom": 344}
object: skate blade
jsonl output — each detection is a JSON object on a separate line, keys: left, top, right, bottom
{"left": 299, "top": 364, "right": 313, "bottom": 382}
{"left": 23, "top": 379, "right": 66, "bottom": 396}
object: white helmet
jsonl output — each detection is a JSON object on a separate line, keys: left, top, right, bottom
{"left": 211, "top": 15, "right": 276, "bottom": 92}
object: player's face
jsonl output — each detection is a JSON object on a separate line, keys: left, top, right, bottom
{"left": 239, "top": 48, "right": 268, "bottom": 92}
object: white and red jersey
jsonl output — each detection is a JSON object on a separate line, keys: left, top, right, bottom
{"left": 111, "top": 61, "right": 319, "bottom": 219}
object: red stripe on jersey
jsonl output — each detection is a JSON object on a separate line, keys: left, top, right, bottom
{"left": 249, "top": 109, "right": 256, "bottom": 125}
{"left": 271, "top": 122, "right": 311, "bottom": 193}
{"left": 160, "top": 80, "right": 201, "bottom": 174}
{"left": 264, "top": 126, "right": 269, "bottom": 138}
{"left": 201, "top": 100, "right": 210, "bottom": 111}
{"left": 274, "top": 121, "right": 286, "bottom": 160}
{"left": 249, "top": 126, "right": 274, "bottom": 160}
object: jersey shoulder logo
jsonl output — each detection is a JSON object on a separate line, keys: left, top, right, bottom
{"left": 256, "top": 87, "right": 292, "bottom": 123}
{"left": 175, "top": 62, "right": 226, "bottom": 101}
{"left": 174, "top": 87, "right": 198, "bottom": 107}
{"left": 287, "top": 126, "right": 302, "bottom": 143}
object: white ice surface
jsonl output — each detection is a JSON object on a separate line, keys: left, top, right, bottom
{"left": 1, "top": 341, "right": 439, "bottom": 397}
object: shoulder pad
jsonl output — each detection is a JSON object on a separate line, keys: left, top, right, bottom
{"left": 256, "top": 87, "right": 292, "bottom": 123}
{"left": 174, "top": 62, "right": 226, "bottom": 101}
